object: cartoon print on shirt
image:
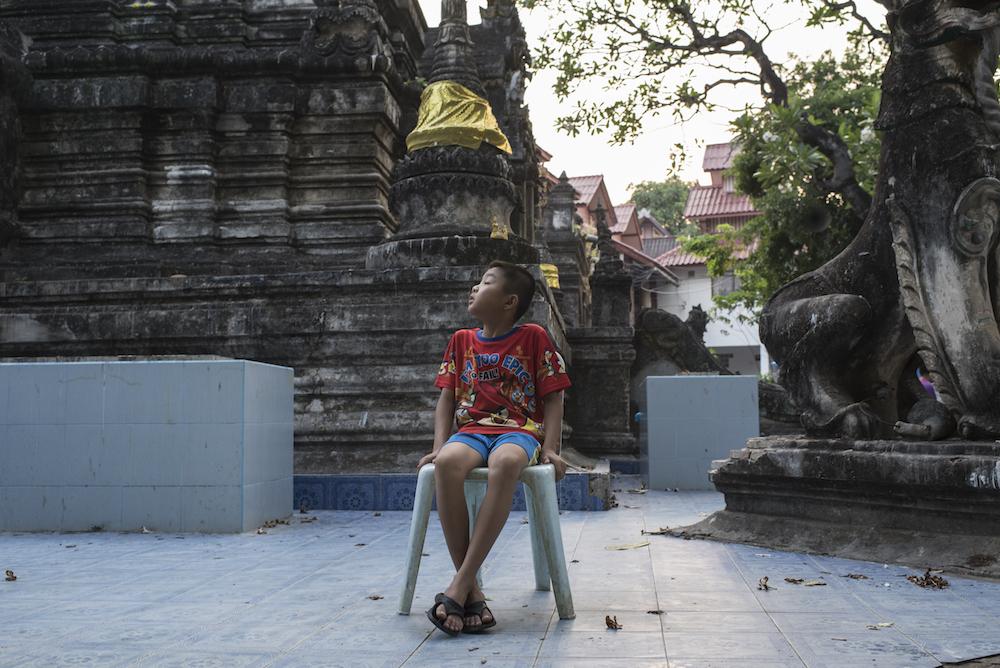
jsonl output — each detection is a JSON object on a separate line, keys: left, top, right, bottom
{"left": 455, "top": 388, "right": 476, "bottom": 426}
{"left": 477, "top": 405, "right": 522, "bottom": 428}
{"left": 434, "top": 325, "right": 572, "bottom": 438}
{"left": 540, "top": 349, "right": 567, "bottom": 379}
{"left": 438, "top": 350, "right": 456, "bottom": 377}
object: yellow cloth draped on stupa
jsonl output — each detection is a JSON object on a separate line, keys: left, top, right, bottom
{"left": 406, "top": 80, "right": 512, "bottom": 154}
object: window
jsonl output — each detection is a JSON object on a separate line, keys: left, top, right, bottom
{"left": 712, "top": 272, "right": 740, "bottom": 297}
{"left": 723, "top": 175, "right": 736, "bottom": 193}
{"left": 687, "top": 270, "right": 696, "bottom": 279}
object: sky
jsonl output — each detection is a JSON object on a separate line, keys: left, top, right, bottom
{"left": 419, "top": 1, "right": 886, "bottom": 203}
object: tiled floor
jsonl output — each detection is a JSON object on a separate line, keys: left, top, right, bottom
{"left": 2, "top": 478, "right": 999, "bottom": 667}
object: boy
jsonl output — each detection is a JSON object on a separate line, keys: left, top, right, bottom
{"left": 418, "top": 260, "right": 572, "bottom": 636}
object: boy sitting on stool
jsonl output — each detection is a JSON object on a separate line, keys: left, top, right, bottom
{"left": 418, "top": 260, "right": 572, "bottom": 635}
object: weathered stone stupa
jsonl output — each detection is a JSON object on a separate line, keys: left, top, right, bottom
{"left": 0, "top": 0, "right": 632, "bottom": 486}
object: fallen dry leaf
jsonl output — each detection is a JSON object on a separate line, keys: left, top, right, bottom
{"left": 299, "top": 502, "right": 310, "bottom": 514}
{"left": 784, "top": 578, "right": 804, "bottom": 585}
{"left": 604, "top": 541, "right": 650, "bottom": 551}
{"left": 481, "top": 659, "right": 487, "bottom": 665}
{"left": 64, "top": 545, "right": 76, "bottom": 549}
{"left": 907, "top": 569, "right": 949, "bottom": 589}
{"left": 803, "top": 580, "right": 827, "bottom": 587}
{"left": 625, "top": 488, "right": 647, "bottom": 495}
{"left": 354, "top": 543, "right": 366, "bottom": 547}
{"left": 646, "top": 609, "right": 664, "bottom": 615}
{"left": 832, "top": 637, "right": 848, "bottom": 642}
{"left": 299, "top": 516, "right": 317, "bottom": 524}
{"left": 843, "top": 573, "right": 869, "bottom": 580}
{"left": 866, "top": 622, "right": 894, "bottom": 630}
{"left": 373, "top": 512, "right": 382, "bottom": 517}
{"left": 4, "top": 570, "right": 15, "bottom": 582}
{"left": 468, "top": 647, "right": 479, "bottom": 652}
{"left": 623, "top": 505, "right": 639, "bottom": 509}
{"left": 605, "top": 615, "right": 622, "bottom": 630}
{"left": 368, "top": 594, "right": 383, "bottom": 600}
{"left": 256, "top": 528, "right": 267, "bottom": 535}
{"left": 570, "top": 559, "right": 579, "bottom": 563}
{"left": 758, "top": 576, "right": 771, "bottom": 591}
{"left": 641, "top": 527, "right": 670, "bottom": 536}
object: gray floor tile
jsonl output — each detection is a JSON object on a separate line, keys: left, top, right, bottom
{"left": 665, "top": 632, "right": 799, "bottom": 661}
{"left": 538, "top": 629, "right": 667, "bottom": 659}
{"left": 3, "top": 495, "right": 1000, "bottom": 666}
{"left": 660, "top": 611, "right": 778, "bottom": 633}
{"left": 784, "top": 631, "right": 939, "bottom": 668}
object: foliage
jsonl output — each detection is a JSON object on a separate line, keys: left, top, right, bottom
{"left": 520, "top": 0, "right": 891, "bottom": 317}
{"left": 628, "top": 177, "right": 697, "bottom": 235}
{"left": 680, "top": 46, "right": 883, "bottom": 317}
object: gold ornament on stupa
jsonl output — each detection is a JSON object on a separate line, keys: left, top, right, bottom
{"left": 406, "top": 81, "right": 512, "bottom": 154}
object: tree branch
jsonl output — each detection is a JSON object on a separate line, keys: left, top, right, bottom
{"left": 794, "top": 118, "right": 872, "bottom": 218}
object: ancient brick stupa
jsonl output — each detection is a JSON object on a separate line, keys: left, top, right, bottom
{"left": 0, "top": 0, "right": 636, "bottom": 490}
{"left": 366, "top": 0, "right": 538, "bottom": 269}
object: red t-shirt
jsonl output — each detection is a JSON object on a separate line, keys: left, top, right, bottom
{"left": 434, "top": 323, "right": 572, "bottom": 441}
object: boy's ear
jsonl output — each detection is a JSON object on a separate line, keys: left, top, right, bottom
{"left": 504, "top": 293, "right": 518, "bottom": 312}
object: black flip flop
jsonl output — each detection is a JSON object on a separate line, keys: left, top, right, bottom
{"left": 462, "top": 599, "right": 497, "bottom": 633}
{"left": 426, "top": 592, "right": 465, "bottom": 637}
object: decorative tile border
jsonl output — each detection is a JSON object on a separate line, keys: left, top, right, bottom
{"left": 293, "top": 470, "right": 610, "bottom": 512}
{"left": 609, "top": 458, "right": 640, "bottom": 474}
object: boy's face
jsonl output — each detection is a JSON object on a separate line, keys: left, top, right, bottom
{"left": 468, "top": 268, "right": 517, "bottom": 320}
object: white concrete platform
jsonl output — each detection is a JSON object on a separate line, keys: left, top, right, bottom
{"left": 0, "top": 359, "right": 293, "bottom": 532}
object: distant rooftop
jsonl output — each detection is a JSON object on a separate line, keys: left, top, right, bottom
{"left": 566, "top": 175, "right": 604, "bottom": 206}
{"left": 612, "top": 203, "right": 636, "bottom": 234}
{"left": 684, "top": 184, "right": 757, "bottom": 220}
{"left": 702, "top": 142, "right": 739, "bottom": 171}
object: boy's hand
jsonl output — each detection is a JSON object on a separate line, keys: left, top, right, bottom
{"left": 539, "top": 450, "right": 568, "bottom": 480}
{"left": 416, "top": 451, "right": 438, "bottom": 469}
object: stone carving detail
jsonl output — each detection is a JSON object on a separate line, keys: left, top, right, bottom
{"left": 633, "top": 307, "right": 729, "bottom": 377}
{"left": 301, "top": 0, "right": 394, "bottom": 73}
{"left": 760, "top": 0, "right": 1000, "bottom": 440}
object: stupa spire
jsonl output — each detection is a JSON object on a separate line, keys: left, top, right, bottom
{"left": 430, "top": 0, "right": 484, "bottom": 96}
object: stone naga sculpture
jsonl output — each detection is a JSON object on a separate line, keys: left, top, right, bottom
{"left": 761, "top": 0, "right": 1000, "bottom": 440}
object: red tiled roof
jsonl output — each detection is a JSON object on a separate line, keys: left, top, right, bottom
{"left": 702, "top": 142, "right": 739, "bottom": 171}
{"left": 612, "top": 203, "right": 636, "bottom": 234}
{"left": 612, "top": 238, "right": 678, "bottom": 284}
{"left": 684, "top": 185, "right": 758, "bottom": 220}
{"left": 567, "top": 175, "right": 604, "bottom": 205}
{"left": 655, "top": 239, "right": 758, "bottom": 267}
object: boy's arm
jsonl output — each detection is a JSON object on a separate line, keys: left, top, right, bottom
{"left": 539, "top": 391, "right": 568, "bottom": 480}
{"left": 417, "top": 388, "right": 456, "bottom": 468}
{"left": 432, "top": 387, "right": 457, "bottom": 452}
{"left": 541, "top": 390, "right": 564, "bottom": 454}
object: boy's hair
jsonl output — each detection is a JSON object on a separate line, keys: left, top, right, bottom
{"left": 488, "top": 260, "right": 535, "bottom": 322}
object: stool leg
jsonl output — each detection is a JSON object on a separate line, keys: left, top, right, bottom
{"left": 526, "top": 468, "right": 575, "bottom": 619}
{"left": 465, "top": 479, "right": 486, "bottom": 589}
{"left": 524, "top": 484, "right": 551, "bottom": 591}
{"left": 398, "top": 464, "right": 435, "bottom": 615}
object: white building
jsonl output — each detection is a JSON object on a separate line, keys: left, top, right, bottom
{"left": 650, "top": 143, "right": 771, "bottom": 376}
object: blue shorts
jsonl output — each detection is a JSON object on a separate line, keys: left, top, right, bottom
{"left": 445, "top": 432, "right": 541, "bottom": 465}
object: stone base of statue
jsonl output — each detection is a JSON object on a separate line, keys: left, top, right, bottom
{"left": 671, "top": 436, "right": 1000, "bottom": 579}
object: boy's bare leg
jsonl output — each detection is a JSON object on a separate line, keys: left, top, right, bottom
{"left": 443, "top": 443, "right": 528, "bottom": 626}
{"left": 433, "top": 442, "right": 485, "bottom": 632}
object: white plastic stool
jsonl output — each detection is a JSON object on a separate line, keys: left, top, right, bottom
{"left": 397, "top": 462, "right": 575, "bottom": 620}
